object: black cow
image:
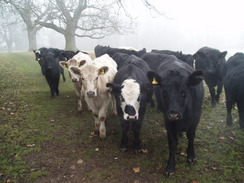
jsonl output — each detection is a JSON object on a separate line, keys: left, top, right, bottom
{"left": 193, "top": 46, "right": 227, "bottom": 107}
{"left": 223, "top": 52, "right": 244, "bottom": 129}
{"left": 94, "top": 45, "right": 146, "bottom": 58}
{"left": 38, "top": 51, "right": 61, "bottom": 97}
{"left": 151, "top": 49, "right": 194, "bottom": 67}
{"left": 111, "top": 52, "right": 130, "bottom": 69}
{"left": 106, "top": 55, "right": 153, "bottom": 154}
{"left": 140, "top": 52, "right": 175, "bottom": 71}
{"left": 147, "top": 56, "right": 204, "bottom": 177}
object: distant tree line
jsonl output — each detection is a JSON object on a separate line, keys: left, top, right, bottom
{"left": 0, "top": 0, "right": 163, "bottom": 52}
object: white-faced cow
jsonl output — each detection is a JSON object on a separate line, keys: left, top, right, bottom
{"left": 193, "top": 46, "right": 227, "bottom": 107}
{"left": 147, "top": 56, "right": 204, "bottom": 177}
{"left": 59, "top": 52, "right": 93, "bottom": 112}
{"left": 70, "top": 54, "right": 117, "bottom": 140}
{"left": 107, "top": 55, "right": 154, "bottom": 154}
{"left": 223, "top": 52, "right": 244, "bottom": 129}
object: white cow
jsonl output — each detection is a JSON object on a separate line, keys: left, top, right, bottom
{"left": 70, "top": 54, "right": 117, "bottom": 140}
{"left": 59, "top": 52, "right": 93, "bottom": 112}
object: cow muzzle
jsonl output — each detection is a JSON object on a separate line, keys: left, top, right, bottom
{"left": 167, "top": 111, "right": 181, "bottom": 121}
{"left": 71, "top": 78, "right": 79, "bottom": 82}
{"left": 87, "top": 91, "right": 95, "bottom": 98}
{"left": 127, "top": 115, "right": 137, "bottom": 121}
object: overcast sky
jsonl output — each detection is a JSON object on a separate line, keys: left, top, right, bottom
{"left": 39, "top": 0, "right": 244, "bottom": 57}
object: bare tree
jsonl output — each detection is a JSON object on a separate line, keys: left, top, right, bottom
{"left": 35, "top": 0, "right": 138, "bottom": 50}
{"left": 3, "top": 0, "right": 50, "bottom": 51}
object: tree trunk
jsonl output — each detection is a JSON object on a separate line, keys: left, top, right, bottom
{"left": 64, "top": 32, "right": 77, "bottom": 51}
{"left": 27, "top": 28, "right": 37, "bottom": 51}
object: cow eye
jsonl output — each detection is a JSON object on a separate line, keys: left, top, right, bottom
{"left": 95, "top": 77, "right": 98, "bottom": 80}
{"left": 137, "top": 94, "right": 141, "bottom": 102}
{"left": 163, "top": 91, "right": 167, "bottom": 98}
{"left": 120, "top": 95, "right": 125, "bottom": 102}
{"left": 181, "top": 91, "right": 186, "bottom": 97}
{"left": 81, "top": 77, "right": 85, "bottom": 80}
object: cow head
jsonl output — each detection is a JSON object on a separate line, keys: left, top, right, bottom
{"left": 147, "top": 70, "right": 203, "bottom": 121}
{"left": 70, "top": 62, "right": 109, "bottom": 98}
{"left": 60, "top": 59, "right": 82, "bottom": 83}
{"left": 33, "top": 49, "right": 43, "bottom": 61}
{"left": 194, "top": 50, "right": 227, "bottom": 74}
{"left": 107, "top": 79, "right": 150, "bottom": 121}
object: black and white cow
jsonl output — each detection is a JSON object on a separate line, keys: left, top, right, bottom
{"left": 147, "top": 56, "right": 204, "bottom": 177}
{"left": 38, "top": 51, "right": 62, "bottom": 97}
{"left": 193, "top": 46, "right": 227, "bottom": 107}
{"left": 94, "top": 45, "right": 147, "bottom": 58}
{"left": 151, "top": 49, "right": 194, "bottom": 67}
{"left": 223, "top": 52, "right": 244, "bottom": 129}
{"left": 106, "top": 55, "right": 153, "bottom": 154}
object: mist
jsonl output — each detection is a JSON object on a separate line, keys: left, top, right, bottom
{"left": 3, "top": 0, "right": 244, "bottom": 58}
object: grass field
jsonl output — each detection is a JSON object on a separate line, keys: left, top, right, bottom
{"left": 0, "top": 52, "right": 243, "bottom": 183}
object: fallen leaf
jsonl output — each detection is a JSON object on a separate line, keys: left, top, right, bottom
{"left": 26, "top": 144, "right": 35, "bottom": 147}
{"left": 229, "top": 136, "right": 235, "bottom": 140}
{"left": 192, "top": 180, "right": 199, "bottom": 183}
{"left": 219, "top": 136, "right": 225, "bottom": 140}
{"left": 133, "top": 167, "right": 140, "bottom": 173}
{"left": 114, "top": 157, "right": 118, "bottom": 160}
{"left": 141, "top": 149, "right": 148, "bottom": 154}
{"left": 180, "top": 152, "right": 187, "bottom": 157}
{"left": 95, "top": 148, "right": 99, "bottom": 151}
{"left": 77, "top": 159, "right": 83, "bottom": 164}
{"left": 6, "top": 179, "right": 11, "bottom": 183}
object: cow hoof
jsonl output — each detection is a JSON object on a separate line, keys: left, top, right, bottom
{"left": 165, "top": 171, "right": 174, "bottom": 178}
{"left": 134, "top": 149, "right": 142, "bottom": 155}
{"left": 120, "top": 147, "right": 127, "bottom": 153}
{"left": 100, "top": 136, "right": 106, "bottom": 141}
{"left": 187, "top": 158, "right": 196, "bottom": 164}
{"left": 94, "top": 130, "right": 99, "bottom": 135}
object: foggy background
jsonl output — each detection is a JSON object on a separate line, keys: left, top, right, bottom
{"left": 2, "top": 0, "right": 244, "bottom": 57}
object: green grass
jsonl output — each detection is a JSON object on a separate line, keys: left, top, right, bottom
{"left": 0, "top": 52, "right": 243, "bottom": 183}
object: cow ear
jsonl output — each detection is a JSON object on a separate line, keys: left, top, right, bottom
{"left": 59, "top": 61, "right": 68, "bottom": 68}
{"left": 70, "top": 66, "right": 81, "bottom": 75}
{"left": 147, "top": 71, "right": 160, "bottom": 85}
{"left": 33, "top": 50, "right": 36, "bottom": 53}
{"left": 106, "top": 83, "right": 123, "bottom": 93}
{"left": 193, "top": 52, "right": 205, "bottom": 59}
{"left": 79, "top": 60, "right": 86, "bottom": 67}
{"left": 220, "top": 51, "right": 227, "bottom": 58}
{"left": 187, "top": 70, "right": 203, "bottom": 87}
{"left": 99, "top": 66, "right": 109, "bottom": 75}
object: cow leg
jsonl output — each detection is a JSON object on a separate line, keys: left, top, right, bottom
{"left": 132, "top": 120, "right": 142, "bottom": 154}
{"left": 45, "top": 75, "right": 55, "bottom": 97}
{"left": 237, "top": 102, "right": 244, "bottom": 129}
{"left": 120, "top": 120, "right": 129, "bottom": 152}
{"left": 208, "top": 86, "right": 216, "bottom": 107}
{"left": 98, "top": 101, "right": 110, "bottom": 140}
{"left": 226, "top": 100, "right": 233, "bottom": 126}
{"left": 215, "top": 82, "right": 223, "bottom": 103}
{"left": 186, "top": 129, "right": 196, "bottom": 164}
{"left": 165, "top": 127, "right": 178, "bottom": 177}
{"left": 76, "top": 96, "right": 82, "bottom": 113}
{"left": 92, "top": 113, "right": 100, "bottom": 135}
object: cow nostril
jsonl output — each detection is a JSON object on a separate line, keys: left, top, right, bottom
{"left": 71, "top": 78, "right": 78, "bottom": 82}
{"left": 87, "top": 91, "right": 95, "bottom": 98}
{"left": 168, "top": 113, "right": 180, "bottom": 121}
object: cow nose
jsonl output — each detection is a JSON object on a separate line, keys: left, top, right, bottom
{"left": 168, "top": 112, "right": 180, "bottom": 121}
{"left": 87, "top": 91, "right": 95, "bottom": 98}
{"left": 71, "top": 78, "right": 78, "bottom": 82}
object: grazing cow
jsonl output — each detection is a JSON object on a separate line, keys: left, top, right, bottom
{"left": 60, "top": 52, "right": 93, "bottom": 112}
{"left": 94, "top": 45, "right": 146, "bottom": 58}
{"left": 140, "top": 52, "right": 174, "bottom": 71}
{"left": 38, "top": 51, "right": 61, "bottom": 97}
{"left": 193, "top": 46, "right": 227, "bottom": 107}
{"left": 223, "top": 52, "right": 244, "bottom": 129}
{"left": 107, "top": 55, "right": 154, "bottom": 154}
{"left": 70, "top": 54, "right": 117, "bottom": 140}
{"left": 151, "top": 49, "right": 194, "bottom": 67}
{"left": 147, "top": 56, "right": 204, "bottom": 177}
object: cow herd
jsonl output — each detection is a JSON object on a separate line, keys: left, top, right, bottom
{"left": 33, "top": 45, "right": 244, "bottom": 177}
